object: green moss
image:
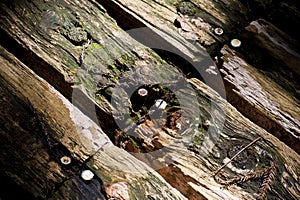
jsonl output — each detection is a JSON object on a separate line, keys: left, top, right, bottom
{"left": 118, "top": 53, "right": 136, "bottom": 67}
{"left": 109, "top": 64, "right": 120, "bottom": 74}
{"left": 78, "top": 20, "right": 84, "bottom": 27}
{"left": 176, "top": 1, "right": 199, "bottom": 16}
{"left": 88, "top": 42, "right": 103, "bottom": 51}
{"left": 192, "top": 135, "right": 203, "bottom": 144}
{"left": 75, "top": 46, "right": 83, "bottom": 50}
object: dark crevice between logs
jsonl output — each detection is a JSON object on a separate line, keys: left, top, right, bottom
{"left": 0, "top": 28, "right": 73, "bottom": 101}
{"left": 49, "top": 168, "right": 107, "bottom": 200}
{"left": 0, "top": 171, "right": 42, "bottom": 200}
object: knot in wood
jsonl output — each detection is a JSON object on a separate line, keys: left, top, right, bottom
{"left": 227, "top": 144, "right": 258, "bottom": 170}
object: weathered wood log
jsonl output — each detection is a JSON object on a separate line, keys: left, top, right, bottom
{"left": 0, "top": 45, "right": 104, "bottom": 198}
{"left": 0, "top": 0, "right": 300, "bottom": 199}
{"left": 219, "top": 44, "right": 300, "bottom": 153}
{"left": 100, "top": 0, "right": 300, "bottom": 154}
{"left": 0, "top": 46, "right": 188, "bottom": 199}
{"left": 2, "top": 41, "right": 299, "bottom": 199}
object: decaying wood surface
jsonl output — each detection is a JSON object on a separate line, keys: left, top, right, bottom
{"left": 0, "top": 45, "right": 188, "bottom": 199}
{"left": 103, "top": 0, "right": 300, "bottom": 154}
{"left": 0, "top": 0, "right": 299, "bottom": 199}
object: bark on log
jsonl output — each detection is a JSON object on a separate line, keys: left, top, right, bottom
{"left": 0, "top": 0, "right": 300, "bottom": 200}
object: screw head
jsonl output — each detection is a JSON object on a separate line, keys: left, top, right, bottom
{"left": 138, "top": 88, "right": 148, "bottom": 96}
{"left": 214, "top": 27, "right": 223, "bottom": 36}
{"left": 230, "top": 39, "right": 241, "bottom": 47}
{"left": 81, "top": 169, "right": 94, "bottom": 181}
{"left": 60, "top": 156, "right": 71, "bottom": 165}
